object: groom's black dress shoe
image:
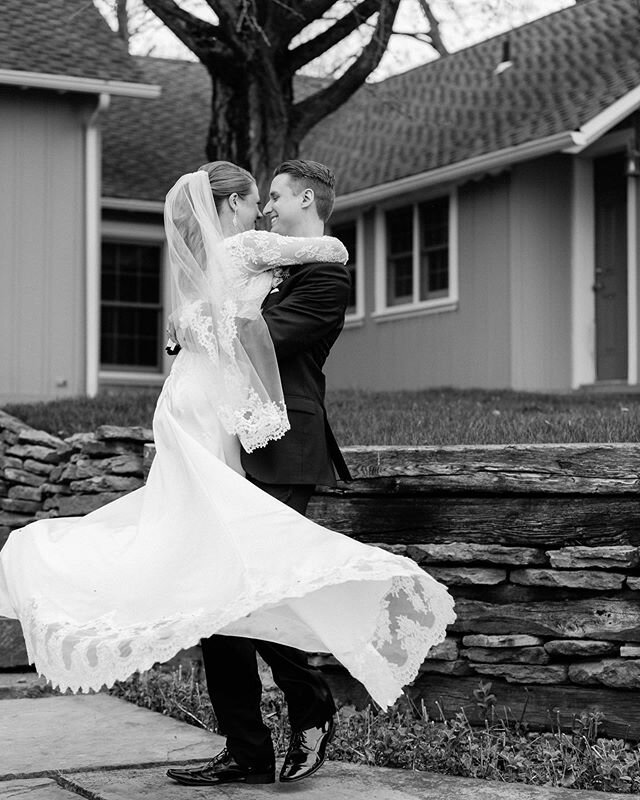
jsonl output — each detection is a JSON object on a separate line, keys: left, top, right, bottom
{"left": 279, "top": 716, "right": 335, "bottom": 783}
{"left": 166, "top": 748, "right": 275, "bottom": 786}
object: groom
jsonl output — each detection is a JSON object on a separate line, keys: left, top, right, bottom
{"left": 168, "top": 159, "right": 352, "bottom": 787}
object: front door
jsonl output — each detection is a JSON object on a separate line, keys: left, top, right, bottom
{"left": 594, "top": 153, "right": 628, "bottom": 381}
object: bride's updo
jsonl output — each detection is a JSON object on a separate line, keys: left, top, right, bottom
{"left": 198, "top": 161, "right": 256, "bottom": 212}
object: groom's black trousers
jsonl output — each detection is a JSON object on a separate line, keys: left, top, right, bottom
{"left": 200, "top": 479, "right": 336, "bottom": 768}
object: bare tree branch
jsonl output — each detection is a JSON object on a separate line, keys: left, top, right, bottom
{"left": 418, "top": 0, "right": 449, "bottom": 56}
{"left": 291, "top": 0, "right": 401, "bottom": 141}
{"left": 116, "top": 0, "right": 129, "bottom": 46}
{"left": 279, "top": 0, "right": 337, "bottom": 40}
{"left": 142, "top": 0, "right": 235, "bottom": 64}
{"left": 287, "top": 0, "right": 381, "bottom": 73}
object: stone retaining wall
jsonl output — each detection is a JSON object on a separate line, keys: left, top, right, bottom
{"left": 2, "top": 409, "right": 640, "bottom": 738}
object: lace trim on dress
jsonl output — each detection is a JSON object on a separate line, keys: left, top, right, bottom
{"left": 19, "top": 558, "right": 455, "bottom": 709}
{"left": 177, "top": 300, "right": 289, "bottom": 452}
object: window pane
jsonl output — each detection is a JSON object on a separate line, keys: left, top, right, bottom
{"left": 420, "top": 249, "right": 449, "bottom": 301}
{"left": 100, "top": 241, "right": 162, "bottom": 370}
{"left": 386, "top": 207, "right": 413, "bottom": 254}
{"left": 419, "top": 196, "right": 449, "bottom": 301}
{"left": 386, "top": 207, "right": 413, "bottom": 306}
{"left": 420, "top": 197, "right": 449, "bottom": 248}
{"left": 332, "top": 222, "right": 357, "bottom": 312}
{"left": 387, "top": 256, "right": 413, "bottom": 306}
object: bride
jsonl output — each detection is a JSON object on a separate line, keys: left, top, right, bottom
{"left": 0, "top": 162, "right": 455, "bottom": 715}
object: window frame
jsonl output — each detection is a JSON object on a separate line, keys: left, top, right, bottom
{"left": 328, "top": 213, "right": 365, "bottom": 327}
{"left": 99, "top": 221, "right": 169, "bottom": 385}
{"left": 373, "top": 189, "right": 459, "bottom": 322}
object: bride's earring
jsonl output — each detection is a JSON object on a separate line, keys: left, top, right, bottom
{"left": 232, "top": 207, "right": 239, "bottom": 229}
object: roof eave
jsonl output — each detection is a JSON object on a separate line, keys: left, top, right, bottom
{"left": 333, "top": 130, "right": 583, "bottom": 212}
{"left": 0, "top": 69, "right": 161, "bottom": 98}
{"left": 563, "top": 84, "right": 640, "bottom": 154}
{"left": 102, "top": 197, "right": 165, "bottom": 212}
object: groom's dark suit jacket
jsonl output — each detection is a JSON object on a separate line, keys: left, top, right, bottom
{"left": 240, "top": 261, "right": 352, "bottom": 487}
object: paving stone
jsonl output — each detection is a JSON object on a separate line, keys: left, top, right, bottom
{"left": 23, "top": 459, "right": 55, "bottom": 475}
{"left": 426, "top": 567, "right": 507, "bottom": 586}
{"left": 0, "top": 619, "right": 28, "bottom": 668}
{"left": 472, "top": 664, "right": 568, "bottom": 684}
{"left": 97, "top": 425, "right": 154, "bottom": 442}
{"left": 0, "top": 695, "right": 220, "bottom": 776}
{"left": 407, "top": 543, "right": 546, "bottom": 566}
{"left": 368, "top": 542, "right": 408, "bottom": 556}
{"left": 547, "top": 545, "right": 640, "bottom": 569}
{"left": 568, "top": 659, "right": 640, "bottom": 689}
{"left": 56, "top": 492, "right": 126, "bottom": 516}
{"left": 462, "top": 646, "right": 549, "bottom": 664}
{"left": 40, "top": 482, "right": 70, "bottom": 496}
{"left": 69, "top": 475, "right": 143, "bottom": 493}
{"left": 17, "top": 428, "right": 66, "bottom": 449}
{"left": 544, "top": 640, "right": 618, "bottom": 657}
{"left": 418, "top": 659, "right": 473, "bottom": 676}
{"left": 0, "top": 778, "right": 72, "bottom": 798}
{"left": 1, "top": 497, "right": 40, "bottom": 514}
{"left": 0, "top": 456, "right": 23, "bottom": 470}
{"left": 424, "top": 637, "right": 459, "bottom": 661}
{"left": 0, "top": 410, "right": 29, "bottom": 435}
{"left": 510, "top": 569, "right": 625, "bottom": 591}
{"left": 462, "top": 634, "right": 544, "bottom": 648}
{"left": 2, "top": 467, "right": 43, "bottom": 487}
{"left": 7, "top": 444, "right": 67, "bottom": 464}
{"left": 0, "top": 510, "right": 35, "bottom": 529}
{"left": 627, "top": 576, "right": 640, "bottom": 591}
{"left": 61, "top": 760, "right": 631, "bottom": 800}
{"left": 8, "top": 484, "right": 42, "bottom": 501}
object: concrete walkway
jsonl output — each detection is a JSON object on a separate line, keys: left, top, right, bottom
{"left": 1, "top": 693, "right": 637, "bottom": 799}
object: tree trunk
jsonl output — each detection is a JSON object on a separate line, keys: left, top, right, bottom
{"left": 204, "top": 56, "right": 297, "bottom": 199}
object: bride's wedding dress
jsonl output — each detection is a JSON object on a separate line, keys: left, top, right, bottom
{"left": 0, "top": 175, "right": 455, "bottom": 708}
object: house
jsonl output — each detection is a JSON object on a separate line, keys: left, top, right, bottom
{"left": 3, "top": 0, "right": 640, "bottom": 400}
{"left": 0, "top": 0, "right": 159, "bottom": 403}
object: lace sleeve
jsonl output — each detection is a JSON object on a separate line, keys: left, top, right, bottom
{"left": 226, "top": 230, "right": 348, "bottom": 272}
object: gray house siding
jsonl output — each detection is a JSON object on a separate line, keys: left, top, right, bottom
{"left": 325, "top": 174, "right": 512, "bottom": 391}
{"left": 0, "top": 89, "right": 87, "bottom": 402}
{"left": 509, "top": 155, "right": 573, "bottom": 391}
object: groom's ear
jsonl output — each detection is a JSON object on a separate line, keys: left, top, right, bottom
{"left": 300, "top": 187, "right": 315, "bottom": 209}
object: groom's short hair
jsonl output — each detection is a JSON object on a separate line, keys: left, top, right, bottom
{"left": 274, "top": 160, "right": 336, "bottom": 222}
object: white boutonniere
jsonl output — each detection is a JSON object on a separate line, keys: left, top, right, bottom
{"left": 270, "top": 267, "right": 290, "bottom": 293}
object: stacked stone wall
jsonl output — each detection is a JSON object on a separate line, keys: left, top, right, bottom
{"left": 2, "top": 413, "right": 640, "bottom": 738}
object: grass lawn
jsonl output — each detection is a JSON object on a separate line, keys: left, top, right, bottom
{"left": 4, "top": 387, "right": 640, "bottom": 444}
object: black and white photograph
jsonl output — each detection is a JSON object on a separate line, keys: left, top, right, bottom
{"left": 2, "top": 1, "right": 640, "bottom": 798}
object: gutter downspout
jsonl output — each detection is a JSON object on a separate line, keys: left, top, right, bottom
{"left": 84, "top": 92, "right": 110, "bottom": 397}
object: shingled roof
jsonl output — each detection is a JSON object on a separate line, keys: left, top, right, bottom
{"left": 102, "top": 0, "right": 640, "bottom": 202}
{"left": 0, "top": 0, "right": 152, "bottom": 92}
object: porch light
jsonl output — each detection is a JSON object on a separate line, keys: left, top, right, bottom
{"left": 626, "top": 148, "right": 640, "bottom": 178}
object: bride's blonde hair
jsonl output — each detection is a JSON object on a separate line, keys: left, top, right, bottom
{"left": 198, "top": 161, "right": 256, "bottom": 212}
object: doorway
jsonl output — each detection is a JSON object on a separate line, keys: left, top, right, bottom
{"left": 594, "top": 152, "right": 628, "bottom": 381}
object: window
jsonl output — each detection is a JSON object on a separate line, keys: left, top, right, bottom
{"left": 378, "top": 193, "right": 456, "bottom": 316}
{"left": 385, "top": 206, "right": 413, "bottom": 306}
{"left": 419, "top": 197, "right": 449, "bottom": 300}
{"left": 330, "top": 220, "right": 358, "bottom": 315}
{"left": 100, "top": 241, "right": 163, "bottom": 371}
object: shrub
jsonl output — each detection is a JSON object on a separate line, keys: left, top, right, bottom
{"left": 109, "top": 671, "right": 640, "bottom": 794}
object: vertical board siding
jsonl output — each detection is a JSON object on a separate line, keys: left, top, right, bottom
{"left": 0, "top": 88, "right": 87, "bottom": 402}
{"left": 326, "top": 175, "right": 511, "bottom": 390}
{"left": 509, "top": 156, "right": 572, "bottom": 391}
